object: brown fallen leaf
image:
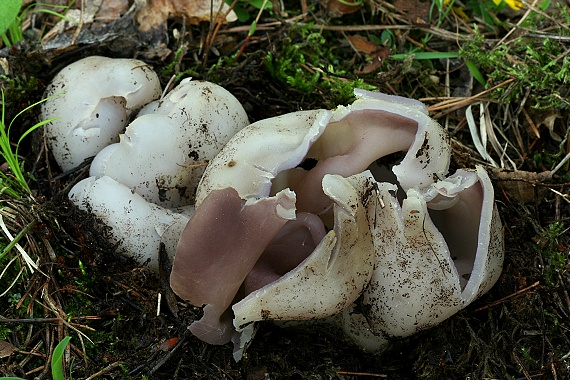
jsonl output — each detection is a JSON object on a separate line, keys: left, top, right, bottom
{"left": 136, "top": 0, "right": 237, "bottom": 32}
{"left": 489, "top": 168, "right": 552, "bottom": 204}
{"left": 94, "top": 0, "right": 130, "bottom": 23}
{"left": 538, "top": 112, "right": 563, "bottom": 141}
{"left": 42, "top": 0, "right": 126, "bottom": 44}
{"left": 393, "top": 0, "right": 431, "bottom": 24}
{"left": 346, "top": 34, "right": 381, "bottom": 55}
{"left": 158, "top": 337, "right": 179, "bottom": 352}
{"left": 0, "top": 340, "right": 17, "bottom": 358}
{"left": 322, "top": 0, "right": 363, "bottom": 18}
{"left": 346, "top": 35, "right": 391, "bottom": 75}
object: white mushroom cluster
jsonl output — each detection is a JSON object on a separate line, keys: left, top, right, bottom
{"left": 42, "top": 56, "right": 249, "bottom": 269}
{"left": 44, "top": 57, "right": 504, "bottom": 360}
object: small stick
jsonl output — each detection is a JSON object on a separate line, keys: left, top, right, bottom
{"left": 24, "top": 365, "right": 45, "bottom": 376}
{"left": 337, "top": 371, "right": 387, "bottom": 378}
{"left": 427, "top": 78, "right": 515, "bottom": 112}
{"left": 473, "top": 281, "right": 540, "bottom": 312}
{"left": 0, "top": 316, "right": 100, "bottom": 323}
{"left": 85, "top": 361, "right": 127, "bottom": 380}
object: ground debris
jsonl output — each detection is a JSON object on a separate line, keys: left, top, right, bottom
{"left": 1, "top": 0, "right": 569, "bottom": 378}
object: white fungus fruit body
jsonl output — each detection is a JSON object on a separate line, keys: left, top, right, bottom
{"left": 42, "top": 56, "right": 161, "bottom": 171}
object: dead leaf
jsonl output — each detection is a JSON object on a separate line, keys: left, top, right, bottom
{"left": 322, "top": 0, "right": 363, "bottom": 18}
{"left": 346, "top": 35, "right": 391, "bottom": 75}
{"left": 355, "top": 51, "right": 390, "bottom": 75}
{"left": 539, "top": 112, "right": 563, "bottom": 142}
{"left": 41, "top": 9, "right": 85, "bottom": 44}
{"left": 393, "top": 0, "right": 430, "bottom": 24}
{"left": 0, "top": 340, "right": 17, "bottom": 358}
{"left": 158, "top": 337, "right": 179, "bottom": 351}
{"left": 346, "top": 35, "right": 381, "bottom": 55}
{"left": 135, "top": 0, "right": 237, "bottom": 32}
{"left": 41, "top": 0, "right": 128, "bottom": 48}
{"left": 94, "top": 0, "right": 130, "bottom": 23}
{"left": 489, "top": 168, "right": 552, "bottom": 203}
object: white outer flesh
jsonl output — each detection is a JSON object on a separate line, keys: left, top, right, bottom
{"left": 90, "top": 79, "right": 249, "bottom": 208}
{"left": 340, "top": 166, "right": 503, "bottom": 347}
{"left": 195, "top": 109, "right": 333, "bottom": 205}
{"left": 68, "top": 176, "right": 191, "bottom": 271}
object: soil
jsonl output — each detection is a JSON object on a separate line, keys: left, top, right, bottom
{"left": 0, "top": 1, "right": 569, "bottom": 379}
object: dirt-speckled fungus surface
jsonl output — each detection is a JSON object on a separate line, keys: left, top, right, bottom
{"left": 47, "top": 57, "right": 504, "bottom": 360}
{"left": 90, "top": 78, "right": 249, "bottom": 208}
{"left": 56, "top": 58, "right": 249, "bottom": 270}
{"left": 170, "top": 89, "right": 504, "bottom": 359}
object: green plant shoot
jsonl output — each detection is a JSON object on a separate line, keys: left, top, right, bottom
{"left": 0, "top": 337, "right": 73, "bottom": 380}
{"left": 390, "top": 51, "right": 459, "bottom": 60}
{"left": 0, "top": 0, "right": 23, "bottom": 36}
{"left": 1, "top": 1, "right": 76, "bottom": 47}
{"left": 52, "top": 336, "right": 72, "bottom": 380}
{"left": 0, "top": 90, "right": 57, "bottom": 195}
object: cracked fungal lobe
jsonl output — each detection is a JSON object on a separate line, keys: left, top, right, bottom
{"left": 91, "top": 78, "right": 249, "bottom": 208}
{"left": 66, "top": 74, "right": 249, "bottom": 272}
{"left": 340, "top": 166, "right": 503, "bottom": 351}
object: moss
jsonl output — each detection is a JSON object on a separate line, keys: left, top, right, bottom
{"left": 264, "top": 26, "right": 376, "bottom": 106}
{"left": 461, "top": 26, "right": 570, "bottom": 109}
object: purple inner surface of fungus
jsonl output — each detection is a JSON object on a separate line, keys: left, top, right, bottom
{"left": 242, "top": 212, "right": 327, "bottom": 295}
{"left": 170, "top": 187, "right": 330, "bottom": 345}
{"left": 289, "top": 110, "right": 418, "bottom": 214}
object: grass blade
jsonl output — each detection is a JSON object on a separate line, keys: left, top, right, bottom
{"left": 0, "top": 0, "right": 23, "bottom": 36}
{"left": 51, "top": 336, "right": 72, "bottom": 380}
{"left": 390, "top": 51, "right": 460, "bottom": 60}
{"left": 466, "top": 60, "right": 486, "bottom": 85}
